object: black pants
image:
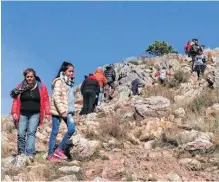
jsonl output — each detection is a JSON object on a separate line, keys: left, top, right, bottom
{"left": 81, "top": 91, "right": 96, "bottom": 115}
{"left": 195, "top": 65, "right": 206, "bottom": 78}
{"left": 131, "top": 88, "right": 139, "bottom": 95}
{"left": 159, "top": 78, "right": 166, "bottom": 85}
{"left": 191, "top": 55, "right": 196, "bottom": 72}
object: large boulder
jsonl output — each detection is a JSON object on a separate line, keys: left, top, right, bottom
{"left": 179, "top": 158, "right": 202, "bottom": 171}
{"left": 206, "top": 103, "right": 219, "bottom": 118}
{"left": 71, "top": 134, "right": 100, "bottom": 158}
{"left": 134, "top": 96, "right": 171, "bottom": 118}
{"left": 165, "top": 129, "right": 214, "bottom": 151}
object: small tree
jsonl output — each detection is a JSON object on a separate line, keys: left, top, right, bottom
{"left": 146, "top": 40, "right": 177, "bottom": 56}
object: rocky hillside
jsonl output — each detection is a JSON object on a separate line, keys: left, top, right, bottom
{"left": 1, "top": 48, "right": 219, "bottom": 181}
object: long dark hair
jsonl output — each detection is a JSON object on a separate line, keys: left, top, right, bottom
{"left": 55, "top": 61, "right": 74, "bottom": 79}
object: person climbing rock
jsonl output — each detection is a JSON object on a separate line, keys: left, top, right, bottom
{"left": 80, "top": 74, "right": 100, "bottom": 115}
{"left": 93, "top": 67, "right": 107, "bottom": 105}
{"left": 155, "top": 67, "right": 172, "bottom": 85}
{"left": 189, "top": 38, "right": 201, "bottom": 73}
{"left": 193, "top": 49, "right": 208, "bottom": 80}
{"left": 131, "top": 78, "right": 145, "bottom": 96}
{"left": 48, "top": 61, "right": 76, "bottom": 161}
{"left": 103, "top": 64, "right": 116, "bottom": 102}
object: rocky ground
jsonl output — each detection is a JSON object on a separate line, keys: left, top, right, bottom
{"left": 1, "top": 48, "right": 219, "bottom": 181}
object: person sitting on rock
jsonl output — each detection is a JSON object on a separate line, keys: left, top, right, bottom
{"left": 155, "top": 67, "right": 172, "bottom": 85}
{"left": 103, "top": 64, "right": 116, "bottom": 102}
{"left": 48, "top": 61, "right": 76, "bottom": 161}
{"left": 93, "top": 67, "right": 107, "bottom": 105}
{"left": 10, "top": 68, "right": 50, "bottom": 158}
{"left": 193, "top": 49, "right": 208, "bottom": 80}
{"left": 80, "top": 74, "right": 100, "bottom": 115}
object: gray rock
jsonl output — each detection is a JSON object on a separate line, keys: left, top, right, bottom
{"left": 166, "top": 172, "right": 182, "bottom": 181}
{"left": 179, "top": 158, "right": 202, "bottom": 171}
{"left": 174, "top": 108, "right": 186, "bottom": 118}
{"left": 36, "top": 132, "right": 46, "bottom": 140}
{"left": 58, "top": 166, "right": 81, "bottom": 173}
{"left": 53, "top": 175, "right": 78, "bottom": 181}
{"left": 134, "top": 96, "right": 171, "bottom": 118}
{"left": 3, "top": 175, "right": 13, "bottom": 182}
{"left": 93, "top": 176, "right": 108, "bottom": 181}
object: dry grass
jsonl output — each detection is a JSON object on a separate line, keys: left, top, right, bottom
{"left": 142, "top": 85, "right": 177, "bottom": 103}
{"left": 128, "top": 60, "right": 139, "bottom": 65}
{"left": 187, "top": 89, "right": 219, "bottom": 114}
{"left": 142, "top": 58, "right": 156, "bottom": 67}
{"left": 183, "top": 89, "right": 219, "bottom": 147}
{"left": 98, "top": 116, "right": 129, "bottom": 141}
{"left": 205, "top": 50, "right": 214, "bottom": 64}
{"left": 168, "top": 70, "right": 190, "bottom": 88}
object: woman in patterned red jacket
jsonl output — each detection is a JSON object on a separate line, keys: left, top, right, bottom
{"left": 10, "top": 68, "right": 50, "bottom": 157}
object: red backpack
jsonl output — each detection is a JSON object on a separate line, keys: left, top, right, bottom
{"left": 184, "top": 41, "right": 191, "bottom": 54}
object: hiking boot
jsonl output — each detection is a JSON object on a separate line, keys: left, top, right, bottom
{"left": 47, "top": 155, "right": 61, "bottom": 161}
{"left": 54, "top": 149, "right": 68, "bottom": 160}
{"left": 64, "top": 149, "right": 73, "bottom": 161}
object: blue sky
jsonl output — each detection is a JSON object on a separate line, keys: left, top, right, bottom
{"left": 1, "top": 1, "right": 219, "bottom": 115}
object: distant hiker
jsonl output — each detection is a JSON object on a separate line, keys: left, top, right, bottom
{"left": 80, "top": 74, "right": 100, "bottom": 115}
{"left": 155, "top": 67, "right": 172, "bottom": 85}
{"left": 200, "top": 45, "right": 205, "bottom": 52}
{"left": 10, "top": 68, "right": 50, "bottom": 157}
{"left": 103, "top": 64, "right": 116, "bottom": 102}
{"left": 94, "top": 67, "right": 107, "bottom": 105}
{"left": 84, "top": 75, "right": 88, "bottom": 80}
{"left": 48, "top": 61, "right": 76, "bottom": 161}
{"left": 193, "top": 50, "right": 208, "bottom": 80}
{"left": 131, "top": 78, "right": 140, "bottom": 95}
{"left": 189, "top": 38, "right": 201, "bottom": 72}
{"left": 184, "top": 40, "right": 193, "bottom": 56}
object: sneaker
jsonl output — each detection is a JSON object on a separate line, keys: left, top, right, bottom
{"left": 47, "top": 155, "right": 61, "bottom": 161}
{"left": 54, "top": 149, "right": 68, "bottom": 160}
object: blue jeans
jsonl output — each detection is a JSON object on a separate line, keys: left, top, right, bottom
{"left": 48, "top": 115, "right": 76, "bottom": 155}
{"left": 17, "top": 113, "right": 40, "bottom": 156}
{"left": 98, "top": 88, "right": 103, "bottom": 105}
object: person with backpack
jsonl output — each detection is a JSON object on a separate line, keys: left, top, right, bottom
{"left": 80, "top": 74, "right": 100, "bottom": 115}
{"left": 189, "top": 38, "right": 201, "bottom": 72}
{"left": 193, "top": 49, "right": 208, "bottom": 80}
{"left": 184, "top": 40, "right": 193, "bottom": 56}
{"left": 155, "top": 67, "right": 172, "bottom": 85}
{"left": 10, "top": 68, "right": 50, "bottom": 158}
{"left": 48, "top": 61, "right": 76, "bottom": 161}
{"left": 93, "top": 67, "right": 107, "bottom": 105}
{"left": 103, "top": 64, "right": 116, "bottom": 102}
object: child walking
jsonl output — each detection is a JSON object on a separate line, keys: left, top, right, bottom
{"left": 48, "top": 61, "right": 76, "bottom": 161}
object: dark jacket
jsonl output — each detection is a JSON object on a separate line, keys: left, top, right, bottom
{"left": 81, "top": 75, "right": 100, "bottom": 95}
{"left": 131, "top": 79, "right": 139, "bottom": 91}
{"left": 190, "top": 44, "right": 201, "bottom": 56}
{"left": 104, "top": 66, "right": 116, "bottom": 83}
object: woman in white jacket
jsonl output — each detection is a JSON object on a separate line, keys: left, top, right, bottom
{"left": 48, "top": 61, "right": 76, "bottom": 161}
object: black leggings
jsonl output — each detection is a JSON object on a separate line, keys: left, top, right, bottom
{"left": 195, "top": 65, "right": 206, "bottom": 78}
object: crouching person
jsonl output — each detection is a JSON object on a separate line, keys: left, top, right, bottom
{"left": 10, "top": 68, "right": 50, "bottom": 157}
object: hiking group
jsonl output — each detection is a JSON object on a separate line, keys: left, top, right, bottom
{"left": 10, "top": 62, "right": 117, "bottom": 161}
{"left": 9, "top": 38, "right": 208, "bottom": 161}
{"left": 184, "top": 38, "right": 208, "bottom": 79}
